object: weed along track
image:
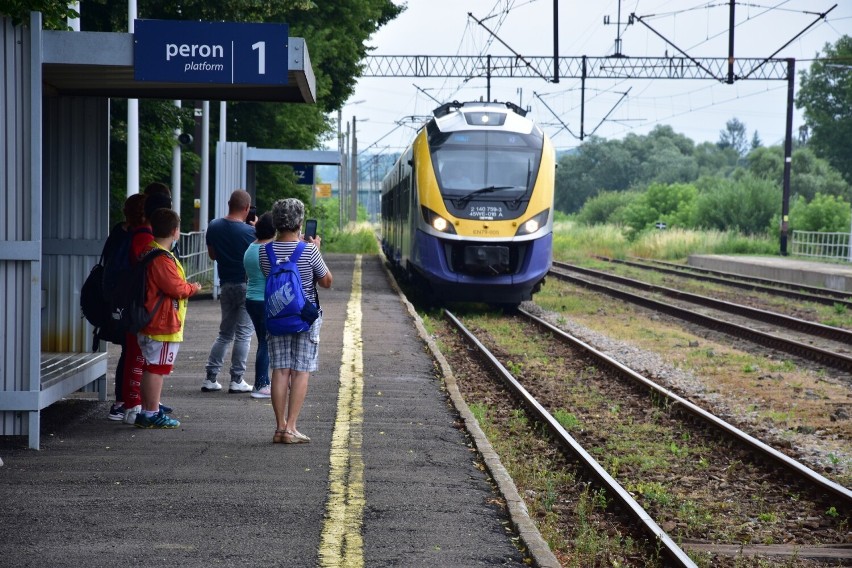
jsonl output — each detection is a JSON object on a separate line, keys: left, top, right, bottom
{"left": 436, "top": 309, "right": 852, "bottom": 567}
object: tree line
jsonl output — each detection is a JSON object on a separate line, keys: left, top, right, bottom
{"left": 561, "top": 35, "right": 852, "bottom": 238}
{"left": 5, "top": 5, "right": 850, "bottom": 238}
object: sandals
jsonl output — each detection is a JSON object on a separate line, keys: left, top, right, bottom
{"left": 272, "top": 428, "right": 288, "bottom": 444}
{"left": 283, "top": 430, "right": 310, "bottom": 444}
{"left": 273, "top": 427, "right": 310, "bottom": 444}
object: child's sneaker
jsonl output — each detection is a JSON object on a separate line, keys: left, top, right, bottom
{"left": 159, "top": 403, "right": 173, "bottom": 414}
{"left": 134, "top": 410, "right": 180, "bottom": 429}
{"left": 251, "top": 385, "right": 271, "bottom": 399}
{"left": 108, "top": 404, "right": 125, "bottom": 421}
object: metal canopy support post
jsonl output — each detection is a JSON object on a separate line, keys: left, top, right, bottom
{"left": 350, "top": 117, "right": 358, "bottom": 223}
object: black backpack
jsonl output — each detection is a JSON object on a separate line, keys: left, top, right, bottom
{"left": 80, "top": 225, "right": 155, "bottom": 348}
{"left": 109, "top": 248, "right": 173, "bottom": 335}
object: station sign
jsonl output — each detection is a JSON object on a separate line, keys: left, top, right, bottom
{"left": 315, "top": 183, "right": 332, "bottom": 199}
{"left": 134, "top": 19, "right": 288, "bottom": 85}
{"left": 293, "top": 164, "right": 315, "bottom": 185}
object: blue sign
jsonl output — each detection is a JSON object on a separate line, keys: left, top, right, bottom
{"left": 293, "top": 164, "right": 315, "bottom": 185}
{"left": 134, "top": 19, "right": 288, "bottom": 85}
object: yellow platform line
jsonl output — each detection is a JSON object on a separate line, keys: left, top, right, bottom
{"left": 319, "top": 256, "right": 365, "bottom": 568}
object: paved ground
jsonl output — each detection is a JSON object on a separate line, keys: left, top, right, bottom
{"left": 0, "top": 254, "right": 551, "bottom": 567}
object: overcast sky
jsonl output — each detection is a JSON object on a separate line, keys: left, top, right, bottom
{"left": 333, "top": 0, "right": 851, "bottom": 156}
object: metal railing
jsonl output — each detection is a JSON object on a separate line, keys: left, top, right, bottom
{"left": 791, "top": 230, "right": 851, "bottom": 262}
{"left": 177, "top": 230, "right": 214, "bottom": 284}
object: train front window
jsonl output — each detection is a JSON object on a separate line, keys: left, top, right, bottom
{"left": 429, "top": 130, "right": 542, "bottom": 202}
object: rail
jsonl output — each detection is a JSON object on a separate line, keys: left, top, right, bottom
{"left": 177, "top": 230, "right": 213, "bottom": 284}
{"left": 791, "top": 230, "right": 851, "bottom": 262}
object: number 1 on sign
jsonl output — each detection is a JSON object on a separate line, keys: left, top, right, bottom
{"left": 252, "top": 41, "right": 266, "bottom": 74}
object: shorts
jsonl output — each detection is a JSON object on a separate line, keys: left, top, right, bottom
{"left": 136, "top": 334, "right": 181, "bottom": 375}
{"left": 268, "top": 314, "right": 322, "bottom": 372}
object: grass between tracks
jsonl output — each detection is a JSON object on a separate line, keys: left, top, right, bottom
{"left": 533, "top": 278, "right": 852, "bottom": 488}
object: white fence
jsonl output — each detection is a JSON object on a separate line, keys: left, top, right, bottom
{"left": 791, "top": 230, "right": 851, "bottom": 262}
{"left": 177, "top": 230, "right": 214, "bottom": 283}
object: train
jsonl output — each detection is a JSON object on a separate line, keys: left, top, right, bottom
{"left": 380, "top": 100, "right": 555, "bottom": 306}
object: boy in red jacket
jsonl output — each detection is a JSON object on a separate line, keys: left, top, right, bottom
{"left": 135, "top": 208, "right": 202, "bottom": 429}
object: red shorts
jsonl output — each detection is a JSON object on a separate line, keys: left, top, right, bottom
{"left": 136, "top": 334, "right": 181, "bottom": 375}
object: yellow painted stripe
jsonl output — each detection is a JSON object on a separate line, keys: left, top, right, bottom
{"left": 319, "top": 255, "right": 365, "bottom": 568}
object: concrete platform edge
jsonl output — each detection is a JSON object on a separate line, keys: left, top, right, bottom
{"left": 378, "top": 254, "right": 562, "bottom": 568}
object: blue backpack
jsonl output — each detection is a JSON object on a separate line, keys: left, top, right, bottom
{"left": 264, "top": 241, "right": 319, "bottom": 335}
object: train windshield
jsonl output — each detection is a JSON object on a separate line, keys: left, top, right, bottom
{"left": 429, "top": 129, "right": 543, "bottom": 203}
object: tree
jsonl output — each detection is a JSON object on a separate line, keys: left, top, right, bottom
{"left": 554, "top": 136, "right": 638, "bottom": 213}
{"left": 717, "top": 118, "right": 748, "bottom": 157}
{"left": 0, "top": 0, "right": 76, "bottom": 28}
{"left": 745, "top": 145, "right": 850, "bottom": 202}
{"left": 75, "top": 0, "right": 403, "bottom": 221}
{"left": 796, "top": 35, "right": 852, "bottom": 183}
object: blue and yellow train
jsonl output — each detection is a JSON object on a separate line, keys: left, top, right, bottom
{"left": 381, "top": 100, "right": 555, "bottom": 306}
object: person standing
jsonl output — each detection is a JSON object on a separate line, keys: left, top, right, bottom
{"left": 105, "top": 193, "right": 146, "bottom": 420}
{"left": 122, "top": 185, "right": 175, "bottom": 424}
{"left": 135, "top": 208, "right": 203, "bottom": 428}
{"left": 202, "top": 189, "right": 256, "bottom": 393}
{"left": 259, "top": 198, "right": 332, "bottom": 444}
{"left": 243, "top": 212, "right": 275, "bottom": 399}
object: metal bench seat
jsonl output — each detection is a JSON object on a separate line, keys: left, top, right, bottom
{"left": 0, "top": 352, "right": 108, "bottom": 449}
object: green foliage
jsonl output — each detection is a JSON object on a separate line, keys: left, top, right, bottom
{"left": 75, "top": 0, "right": 403, "bottom": 227}
{"left": 692, "top": 174, "right": 780, "bottom": 234}
{"left": 1, "top": 0, "right": 77, "bottom": 29}
{"left": 746, "top": 146, "right": 850, "bottom": 201}
{"left": 554, "top": 136, "right": 638, "bottom": 213}
{"left": 552, "top": 221, "right": 629, "bottom": 260}
{"left": 790, "top": 193, "right": 851, "bottom": 232}
{"left": 575, "top": 190, "right": 640, "bottom": 225}
{"left": 554, "top": 125, "right": 729, "bottom": 215}
{"left": 322, "top": 226, "right": 378, "bottom": 254}
{"left": 622, "top": 182, "right": 697, "bottom": 234}
{"left": 108, "top": 99, "right": 201, "bottom": 228}
{"left": 717, "top": 117, "right": 749, "bottom": 157}
{"left": 797, "top": 35, "right": 852, "bottom": 184}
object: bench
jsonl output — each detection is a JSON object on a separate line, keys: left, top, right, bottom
{"left": 0, "top": 352, "right": 108, "bottom": 450}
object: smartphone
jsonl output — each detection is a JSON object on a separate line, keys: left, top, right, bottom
{"left": 304, "top": 219, "right": 318, "bottom": 239}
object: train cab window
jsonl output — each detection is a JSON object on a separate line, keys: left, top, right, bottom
{"left": 429, "top": 127, "right": 543, "bottom": 205}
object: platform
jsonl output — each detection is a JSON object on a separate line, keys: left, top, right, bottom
{"left": 0, "top": 253, "right": 559, "bottom": 567}
{"left": 688, "top": 254, "right": 852, "bottom": 293}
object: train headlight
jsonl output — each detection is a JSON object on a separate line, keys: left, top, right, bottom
{"left": 421, "top": 206, "right": 457, "bottom": 234}
{"left": 516, "top": 209, "right": 549, "bottom": 236}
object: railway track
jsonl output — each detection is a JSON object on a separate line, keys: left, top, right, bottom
{"left": 443, "top": 308, "right": 852, "bottom": 566}
{"left": 643, "top": 257, "right": 852, "bottom": 302}
{"left": 593, "top": 255, "right": 852, "bottom": 310}
{"left": 549, "top": 261, "right": 852, "bottom": 372}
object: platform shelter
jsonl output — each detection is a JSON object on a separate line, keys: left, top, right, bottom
{"left": 0, "top": 12, "right": 317, "bottom": 449}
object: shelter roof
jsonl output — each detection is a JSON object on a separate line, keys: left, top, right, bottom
{"left": 41, "top": 30, "right": 315, "bottom": 103}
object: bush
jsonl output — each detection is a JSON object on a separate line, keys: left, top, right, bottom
{"left": 692, "top": 175, "right": 780, "bottom": 234}
{"left": 576, "top": 191, "right": 641, "bottom": 225}
{"left": 790, "top": 193, "right": 851, "bottom": 232}
{"left": 623, "top": 182, "right": 697, "bottom": 234}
